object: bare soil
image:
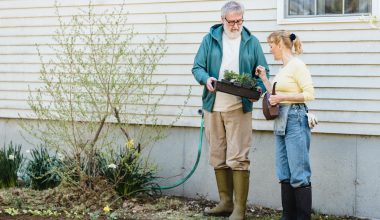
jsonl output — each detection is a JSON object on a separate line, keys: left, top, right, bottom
{"left": 0, "top": 188, "right": 367, "bottom": 220}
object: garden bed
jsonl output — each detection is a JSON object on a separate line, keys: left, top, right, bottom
{"left": 0, "top": 188, "right": 367, "bottom": 220}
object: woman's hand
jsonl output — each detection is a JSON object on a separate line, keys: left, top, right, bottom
{"left": 255, "top": 65, "right": 267, "bottom": 80}
{"left": 255, "top": 65, "right": 272, "bottom": 93}
{"left": 269, "top": 94, "right": 284, "bottom": 105}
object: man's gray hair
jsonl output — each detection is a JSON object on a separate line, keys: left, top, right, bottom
{"left": 221, "top": 1, "right": 245, "bottom": 18}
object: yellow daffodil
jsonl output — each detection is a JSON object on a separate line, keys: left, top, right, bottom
{"left": 103, "top": 205, "right": 111, "bottom": 213}
{"left": 126, "top": 139, "right": 134, "bottom": 150}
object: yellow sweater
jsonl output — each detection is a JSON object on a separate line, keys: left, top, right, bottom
{"left": 273, "top": 57, "right": 315, "bottom": 103}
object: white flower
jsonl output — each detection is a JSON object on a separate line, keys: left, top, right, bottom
{"left": 107, "top": 163, "right": 117, "bottom": 169}
{"left": 26, "top": 150, "right": 30, "bottom": 153}
{"left": 57, "top": 153, "right": 65, "bottom": 161}
{"left": 8, "top": 155, "right": 15, "bottom": 160}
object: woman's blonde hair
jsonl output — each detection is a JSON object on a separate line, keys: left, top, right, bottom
{"left": 267, "top": 30, "right": 303, "bottom": 55}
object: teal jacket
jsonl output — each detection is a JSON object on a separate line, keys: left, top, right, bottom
{"left": 192, "top": 24, "right": 270, "bottom": 113}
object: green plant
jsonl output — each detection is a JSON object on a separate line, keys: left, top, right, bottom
{"left": 89, "top": 210, "right": 101, "bottom": 220}
{"left": 106, "top": 212, "right": 118, "bottom": 220}
{"left": 224, "top": 70, "right": 238, "bottom": 81}
{"left": 101, "top": 140, "right": 159, "bottom": 197}
{"left": 20, "top": 1, "right": 189, "bottom": 191}
{"left": 26, "top": 145, "right": 62, "bottom": 190}
{"left": 236, "top": 74, "right": 257, "bottom": 88}
{"left": 0, "top": 142, "right": 24, "bottom": 188}
{"left": 223, "top": 70, "right": 257, "bottom": 88}
{"left": 236, "top": 74, "right": 250, "bottom": 84}
{"left": 26, "top": 209, "right": 60, "bottom": 217}
{"left": 4, "top": 207, "right": 19, "bottom": 216}
{"left": 14, "top": 197, "right": 23, "bottom": 209}
{"left": 64, "top": 210, "right": 83, "bottom": 219}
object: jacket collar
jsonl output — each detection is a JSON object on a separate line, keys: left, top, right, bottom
{"left": 209, "top": 23, "right": 252, "bottom": 46}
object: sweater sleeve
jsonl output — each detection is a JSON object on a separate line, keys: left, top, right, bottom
{"left": 293, "top": 61, "right": 315, "bottom": 101}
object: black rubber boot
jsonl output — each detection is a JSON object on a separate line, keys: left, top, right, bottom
{"left": 294, "top": 185, "right": 312, "bottom": 220}
{"left": 280, "top": 182, "right": 297, "bottom": 220}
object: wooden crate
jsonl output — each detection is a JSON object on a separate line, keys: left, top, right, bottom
{"left": 213, "top": 80, "right": 261, "bottom": 100}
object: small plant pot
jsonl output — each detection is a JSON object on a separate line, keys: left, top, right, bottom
{"left": 221, "top": 79, "right": 233, "bottom": 84}
{"left": 213, "top": 80, "right": 261, "bottom": 100}
{"left": 233, "top": 82, "right": 242, "bottom": 87}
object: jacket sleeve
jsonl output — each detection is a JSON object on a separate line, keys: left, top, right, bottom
{"left": 192, "top": 35, "right": 211, "bottom": 85}
{"left": 252, "top": 39, "right": 270, "bottom": 93}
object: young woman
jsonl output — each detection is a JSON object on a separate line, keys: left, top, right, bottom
{"left": 255, "top": 30, "right": 316, "bottom": 220}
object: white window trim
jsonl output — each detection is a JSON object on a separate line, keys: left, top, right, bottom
{"left": 277, "top": 0, "right": 380, "bottom": 24}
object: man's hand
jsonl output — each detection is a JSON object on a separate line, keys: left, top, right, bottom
{"left": 206, "top": 77, "right": 217, "bottom": 92}
{"left": 306, "top": 113, "right": 318, "bottom": 129}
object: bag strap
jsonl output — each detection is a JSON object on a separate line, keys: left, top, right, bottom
{"left": 272, "top": 82, "right": 277, "bottom": 95}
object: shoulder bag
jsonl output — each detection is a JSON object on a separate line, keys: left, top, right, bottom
{"left": 262, "top": 82, "right": 279, "bottom": 120}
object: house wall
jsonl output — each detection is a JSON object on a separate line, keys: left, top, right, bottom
{"left": 1, "top": 118, "right": 380, "bottom": 218}
{"left": 1, "top": 0, "right": 379, "bottom": 134}
{"left": 0, "top": 0, "right": 379, "bottom": 218}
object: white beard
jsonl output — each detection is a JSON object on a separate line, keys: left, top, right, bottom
{"left": 224, "top": 26, "right": 242, "bottom": 39}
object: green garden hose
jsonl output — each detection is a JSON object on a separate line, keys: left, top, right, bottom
{"left": 149, "top": 109, "right": 204, "bottom": 190}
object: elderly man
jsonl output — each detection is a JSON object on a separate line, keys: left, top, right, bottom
{"left": 192, "top": 1, "right": 270, "bottom": 220}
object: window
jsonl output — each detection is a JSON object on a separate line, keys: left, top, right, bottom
{"left": 277, "top": 0, "right": 379, "bottom": 24}
{"left": 287, "top": 0, "right": 371, "bottom": 17}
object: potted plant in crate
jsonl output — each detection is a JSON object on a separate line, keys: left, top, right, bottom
{"left": 213, "top": 70, "right": 261, "bottom": 100}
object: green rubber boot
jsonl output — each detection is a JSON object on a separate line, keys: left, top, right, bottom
{"left": 229, "top": 170, "right": 249, "bottom": 220}
{"left": 203, "top": 169, "right": 234, "bottom": 217}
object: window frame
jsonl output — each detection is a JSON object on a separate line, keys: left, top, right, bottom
{"left": 277, "top": 0, "right": 379, "bottom": 24}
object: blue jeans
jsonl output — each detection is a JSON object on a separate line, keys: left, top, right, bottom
{"left": 275, "top": 104, "right": 311, "bottom": 188}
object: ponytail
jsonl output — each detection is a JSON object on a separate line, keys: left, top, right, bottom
{"left": 293, "top": 36, "right": 303, "bottom": 55}
{"left": 267, "top": 30, "right": 303, "bottom": 55}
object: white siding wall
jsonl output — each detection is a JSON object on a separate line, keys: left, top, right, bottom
{"left": 0, "top": 0, "right": 379, "bottom": 135}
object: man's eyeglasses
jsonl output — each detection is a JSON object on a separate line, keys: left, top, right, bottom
{"left": 224, "top": 17, "right": 244, "bottom": 26}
